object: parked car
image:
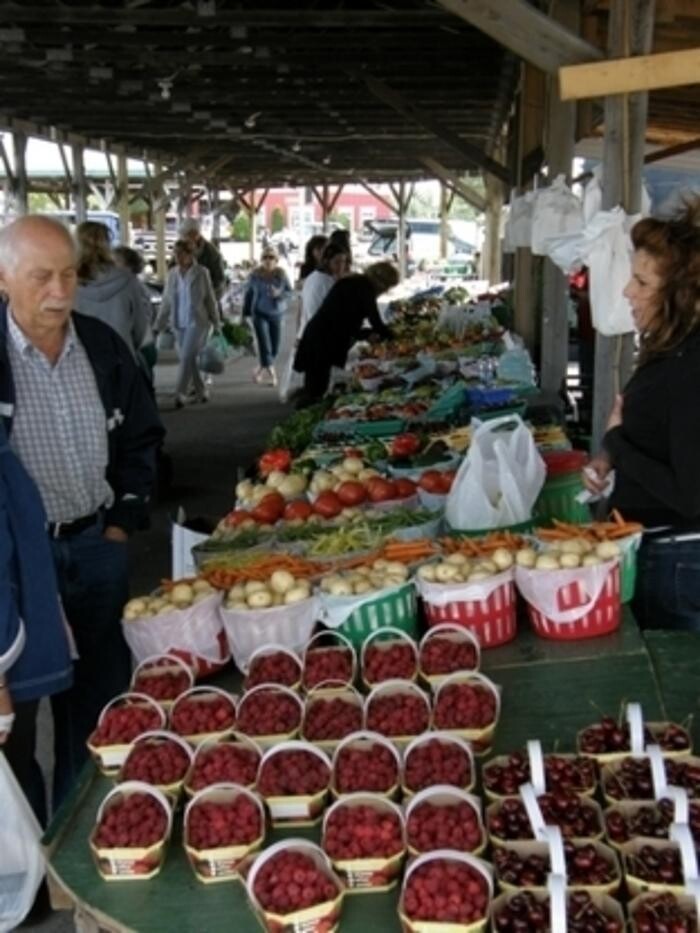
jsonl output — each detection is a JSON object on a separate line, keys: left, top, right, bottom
{"left": 364, "top": 217, "right": 476, "bottom": 267}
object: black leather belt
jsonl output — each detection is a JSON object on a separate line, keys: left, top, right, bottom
{"left": 47, "top": 511, "right": 101, "bottom": 539}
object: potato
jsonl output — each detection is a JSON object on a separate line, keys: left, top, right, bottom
{"left": 328, "top": 580, "right": 353, "bottom": 597}
{"left": 417, "top": 564, "right": 437, "bottom": 582}
{"left": 245, "top": 580, "right": 267, "bottom": 597}
{"left": 559, "top": 553, "right": 581, "bottom": 569}
{"left": 445, "top": 553, "right": 469, "bottom": 567}
{"left": 384, "top": 575, "right": 406, "bottom": 588}
{"left": 265, "top": 469, "right": 287, "bottom": 489}
{"left": 353, "top": 580, "right": 373, "bottom": 595}
{"left": 468, "top": 570, "right": 490, "bottom": 582}
{"left": 227, "top": 584, "right": 246, "bottom": 601}
{"left": 358, "top": 468, "right": 379, "bottom": 482}
{"left": 372, "top": 559, "right": 389, "bottom": 571}
{"left": 384, "top": 561, "right": 409, "bottom": 580}
{"left": 491, "top": 547, "right": 513, "bottom": 570}
{"left": 474, "top": 560, "right": 498, "bottom": 575}
{"left": 596, "top": 540, "right": 621, "bottom": 560}
{"left": 278, "top": 474, "right": 307, "bottom": 498}
{"left": 516, "top": 548, "right": 537, "bottom": 568}
{"left": 192, "top": 579, "right": 214, "bottom": 594}
{"left": 284, "top": 586, "right": 310, "bottom": 604}
{"left": 226, "top": 600, "right": 248, "bottom": 610}
{"left": 193, "top": 590, "right": 213, "bottom": 603}
{"left": 235, "top": 479, "right": 253, "bottom": 500}
{"left": 582, "top": 554, "right": 602, "bottom": 567}
{"left": 270, "top": 570, "right": 296, "bottom": 595}
{"left": 170, "top": 582, "right": 194, "bottom": 606}
{"left": 320, "top": 574, "right": 343, "bottom": 593}
{"left": 535, "top": 554, "right": 560, "bottom": 570}
{"left": 342, "top": 457, "right": 364, "bottom": 475}
{"left": 435, "top": 563, "right": 460, "bottom": 582}
{"left": 247, "top": 590, "right": 273, "bottom": 609}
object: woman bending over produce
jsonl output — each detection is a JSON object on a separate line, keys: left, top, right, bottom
{"left": 583, "top": 197, "right": 700, "bottom": 631}
{"left": 293, "top": 261, "right": 398, "bottom": 403}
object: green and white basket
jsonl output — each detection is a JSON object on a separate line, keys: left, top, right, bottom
{"left": 320, "top": 582, "right": 418, "bottom": 649}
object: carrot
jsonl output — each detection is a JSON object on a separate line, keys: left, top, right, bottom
{"left": 611, "top": 508, "right": 625, "bottom": 527}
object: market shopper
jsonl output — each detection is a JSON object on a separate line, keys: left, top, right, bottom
{"left": 293, "top": 261, "right": 398, "bottom": 402}
{"left": 113, "top": 244, "right": 158, "bottom": 378}
{"left": 583, "top": 198, "right": 700, "bottom": 632}
{"left": 243, "top": 246, "right": 292, "bottom": 386}
{"left": 298, "top": 234, "right": 328, "bottom": 282}
{"left": 179, "top": 217, "right": 227, "bottom": 299}
{"left": 298, "top": 240, "right": 350, "bottom": 338}
{"left": 157, "top": 238, "right": 221, "bottom": 408}
{"left": 0, "top": 214, "right": 164, "bottom": 807}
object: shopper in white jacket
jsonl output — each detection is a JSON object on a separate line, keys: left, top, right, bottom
{"left": 157, "top": 239, "right": 221, "bottom": 408}
{"left": 298, "top": 240, "right": 350, "bottom": 338}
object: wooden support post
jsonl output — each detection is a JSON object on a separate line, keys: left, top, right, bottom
{"left": 210, "top": 187, "right": 221, "bottom": 243}
{"left": 439, "top": 184, "right": 454, "bottom": 259}
{"left": 539, "top": 0, "right": 579, "bottom": 397}
{"left": 248, "top": 192, "right": 257, "bottom": 262}
{"left": 321, "top": 184, "right": 330, "bottom": 232}
{"left": 70, "top": 143, "right": 87, "bottom": 224}
{"left": 390, "top": 180, "right": 413, "bottom": 280}
{"left": 57, "top": 144, "right": 72, "bottom": 210}
{"left": 12, "top": 131, "right": 28, "bottom": 216}
{"left": 482, "top": 173, "right": 504, "bottom": 286}
{"left": 116, "top": 153, "right": 130, "bottom": 246}
{"left": 591, "top": 0, "right": 654, "bottom": 452}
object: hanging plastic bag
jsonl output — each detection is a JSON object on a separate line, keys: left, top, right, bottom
{"left": 578, "top": 208, "right": 638, "bottom": 336}
{"left": 279, "top": 354, "right": 304, "bottom": 403}
{"left": 197, "top": 335, "right": 227, "bottom": 374}
{"left": 0, "top": 754, "right": 45, "bottom": 932}
{"left": 541, "top": 231, "right": 585, "bottom": 275}
{"left": 530, "top": 175, "right": 583, "bottom": 256}
{"left": 582, "top": 167, "right": 603, "bottom": 225}
{"left": 444, "top": 415, "right": 546, "bottom": 531}
{"left": 503, "top": 191, "right": 535, "bottom": 252}
{"left": 156, "top": 330, "right": 175, "bottom": 351}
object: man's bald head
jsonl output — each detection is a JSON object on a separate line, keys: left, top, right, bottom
{"left": 0, "top": 214, "right": 77, "bottom": 274}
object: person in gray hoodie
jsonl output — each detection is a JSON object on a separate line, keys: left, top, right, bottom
{"left": 75, "top": 221, "right": 151, "bottom": 358}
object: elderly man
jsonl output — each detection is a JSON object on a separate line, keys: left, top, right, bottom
{"left": 0, "top": 215, "right": 164, "bottom": 807}
{"left": 179, "top": 218, "right": 226, "bottom": 298}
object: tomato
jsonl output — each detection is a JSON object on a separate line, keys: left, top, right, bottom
{"left": 283, "top": 500, "right": 314, "bottom": 521}
{"left": 251, "top": 492, "right": 286, "bottom": 524}
{"left": 336, "top": 481, "right": 367, "bottom": 506}
{"left": 418, "top": 470, "right": 445, "bottom": 494}
{"left": 258, "top": 448, "right": 292, "bottom": 476}
{"left": 390, "top": 433, "right": 422, "bottom": 458}
{"left": 224, "top": 509, "right": 253, "bottom": 527}
{"left": 394, "top": 478, "right": 417, "bottom": 499}
{"left": 367, "top": 477, "right": 398, "bottom": 502}
{"left": 313, "top": 491, "right": 343, "bottom": 518}
{"left": 439, "top": 470, "right": 457, "bottom": 493}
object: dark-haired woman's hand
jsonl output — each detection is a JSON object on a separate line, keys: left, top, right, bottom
{"left": 606, "top": 394, "right": 624, "bottom": 430}
{"left": 582, "top": 454, "right": 612, "bottom": 495}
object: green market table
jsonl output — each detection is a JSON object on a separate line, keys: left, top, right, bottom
{"left": 43, "top": 610, "right": 700, "bottom": 932}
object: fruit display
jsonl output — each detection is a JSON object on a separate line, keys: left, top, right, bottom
{"left": 122, "top": 578, "right": 217, "bottom": 621}
{"left": 130, "top": 655, "right": 194, "bottom": 704}
{"left": 301, "top": 688, "right": 364, "bottom": 745}
{"left": 605, "top": 798, "right": 700, "bottom": 847}
{"left": 247, "top": 842, "right": 343, "bottom": 925}
{"left": 243, "top": 646, "right": 302, "bottom": 690}
{"left": 405, "top": 786, "right": 484, "bottom": 855}
{"left": 432, "top": 673, "right": 500, "bottom": 748}
{"left": 332, "top": 732, "right": 401, "bottom": 796}
{"left": 169, "top": 688, "right": 237, "bottom": 743}
{"left": 184, "top": 785, "right": 264, "bottom": 882}
{"left": 235, "top": 685, "right": 303, "bottom": 743}
{"left": 418, "top": 625, "right": 480, "bottom": 682}
{"left": 119, "top": 732, "right": 193, "bottom": 792}
{"left": 361, "top": 629, "right": 418, "bottom": 685}
{"left": 493, "top": 840, "right": 620, "bottom": 891}
{"left": 400, "top": 852, "right": 492, "bottom": 927}
{"left": 624, "top": 842, "right": 684, "bottom": 888}
{"left": 257, "top": 745, "right": 331, "bottom": 799}
{"left": 483, "top": 750, "right": 597, "bottom": 798}
{"left": 602, "top": 756, "right": 700, "bottom": 801}
{"left": 185, "top": 738, "right": 261, "bottom": 793}
{"left": 320, "top": 559, "right": 410, "bottom": 597}
{"left": 87, "top": 694, "right": 167, "bottom": 773}
{"left": 402, "top": 734, "right": 474, "bottom": 794}
{"left": 630, "top": 893, "right": 698, "bottom": 933}
{"left": 578, "top": 715, "right": 691, "bottom": 759}
{"left": 417, "top": 549, "right": 512, "bottom": 584}
{"left": 224, "top": 572, "right": 312, "bottom": 610}
{"left": 90, "top": 783, "right": 172, "bottom": 880}
{"left": 365, "top": 681, "right": 431, "bottom": 740}
{"left": 492, "top": 890, "right": 624, "bottom": 931}
{"left": 487, "top": 793, "right": 605, "bottom": 843}
{"left": 302, "top": 637, "right": 356, "bottom": 690}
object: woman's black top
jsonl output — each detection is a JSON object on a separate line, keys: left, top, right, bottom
{"left": 294, "top": 274, "right": 392, "bottom": 373}
{"left": 605, "top": 329, "right": 700, "bottom": 529}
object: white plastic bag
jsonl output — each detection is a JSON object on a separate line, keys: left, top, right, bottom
{"left": 541, "top": 231, "right": 585, "bottom": 275}
{"left": 0, "top": 755, "right": 44, "bottom": 932}
{"left": 416, "top": 568, "right": 514, "bottom": 608}
{"left": 221, "top": 597, "right": 319, "bottom": 670}
{"left": 503, "top": 191, "right": 535, "bottom": 252}
{"left": 515, "top": 562, "right": 616, "bottom": 624}
{"left": 171, "top": 508, "right": 209, "bottom": 579}
{"left": 197, "top": 336, "right": 226, "bottom": 375}
{"left": 445, "top": 416, "right": 546, "bottom": 530}
{"left": 578, "top": 208, "right": 638, "bottom": 336}
{"left": 278, "top": 354, "right": 304, "bottom": 403}
{"left": 530, "top": 175, "right": 583, "bottom": 256}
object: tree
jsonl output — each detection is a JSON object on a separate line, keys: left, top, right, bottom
{"left": 270, "top": 206, "right": 285, "bottom": 233}
{"left": 328, "top": 212, "right": 350, "bottom": 229}
{"left": 231, "top": 211, "right": 251, "bottom": 241}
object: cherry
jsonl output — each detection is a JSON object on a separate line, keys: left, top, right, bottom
{"left": 632, "top": 893, "right": 697, "bottom": 932}
{"left": 492, "top": 890, "right": 623, "bottom": 931}
{"left": 483, "top": 751, "right": 596, "bottom": 796}
{"left": 487, "top": 793, "right": 604, "bottom": 842}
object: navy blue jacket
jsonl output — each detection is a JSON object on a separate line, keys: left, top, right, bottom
{"left": 0, "top": 309, "right": 165, "bottom": 534}
{"left": 0, "top": 420, "right": 73, "bottom": 702}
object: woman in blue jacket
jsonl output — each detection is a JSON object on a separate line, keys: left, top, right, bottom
{"left": 243, "top": 247, "right": 292, "bottom": 387}
{"left": 1, "top": 420, "right": 73, "bottom": 825}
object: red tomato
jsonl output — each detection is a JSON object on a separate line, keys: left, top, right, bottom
{"left": 283, "top": 500, "right": 314, "bottom": 521}
{"left": 251, "top": 492, "right": 285, "bottom": 524}
{"left": 418, "top": 470, "right": 445, "bottom": 494}
{"left": 367, "top": 477, "right": 397, "bottom": 502}
{"left": 225, "top": 509, "right": 252, "bottom": 527}
{"left": 390, "top": 433, "right": 421, "bottom": 458}
{"left": 394, "top": 478, "right": 417, "bottom": 499}
{"left": 336, "top": 481, "right": 367, "bottom": 506}
{"left": 313, "top": 491, "right": 343, "bottom": 518}
{"left": 258, "top": 448, "right": 292, "bottom": 476}
{"left": 439, "top": 470, "right": 457, "bottom": 493}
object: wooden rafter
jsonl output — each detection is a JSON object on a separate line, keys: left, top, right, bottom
{"left": 559, "top": 47, "right": 700, "bottom": 100}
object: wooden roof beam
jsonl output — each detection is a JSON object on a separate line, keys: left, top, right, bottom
{"left": 360, "top": 73, "right": 510, "bottom": 185}
{"left": 419, "top": 157, "right": 487, "bottom": 213}
{"left": 436, "top": 0, "right": 603, "bottom": 73}
{"left": 559, "top": 47, "right": 700, "bottom": 100}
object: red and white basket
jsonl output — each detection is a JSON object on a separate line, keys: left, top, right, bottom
{"left": 516, "top": 562, "right": 621, "bottom": 641}
{"left": 416, "top": 569, "right": 517, "bottom": 648}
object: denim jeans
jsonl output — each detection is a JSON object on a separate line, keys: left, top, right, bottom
{"left": 50, "top": 524, "right": 131, "bottom": 808}
{"left": 632, "top": 537, "right": 700, "bottom": 632}
{"left": 252, "top": 312, "right": 282, "bottom": 367}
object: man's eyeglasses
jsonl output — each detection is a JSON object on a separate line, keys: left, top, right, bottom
{"left": 262, "top": 254, "right": 276, "bottom": 260}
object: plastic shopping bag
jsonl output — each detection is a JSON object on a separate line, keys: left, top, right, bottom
{"left": 197, "top": 335, "right": 228, "bottom": 374}
{"left": 279, "top": 354, "right": 304, "bottom": 403}
{"left": 445, "top": 415, "right": 546, "bottom": 530}
{"left": 0, "top": 754, "right": 44, "bottom": 932}
{"left": 503, "top": 191, "right": 535, "bottom": 252}
{"left": 530, "top": 175, "right": 583, "bottom": 256}
{"left": 515, "top": 562, "right": 616, "bottom": 626}
{"left": 578, "top": 208, "right": 638, "bottom": 336}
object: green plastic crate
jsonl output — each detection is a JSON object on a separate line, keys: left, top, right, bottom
{"left": 533, "top": 473, "right": 591, "bottom": 526}
{"left": 335, "top": 583, "right": 418, "bottom": 648}
{"left": 619, "top": 533, "right": 642, "bottom": 603}
{"left": 314, "top": 418, "right": 406, "bottom": 439}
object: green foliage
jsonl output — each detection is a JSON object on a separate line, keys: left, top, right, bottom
{"left": 231, "top": 211, "right": 251, "bottom": 241}
{"left": 270, "top": 206, "right": 285, "bottom": 233}
{"left": 328, "top": 212, "right": 350, "bottom": 229}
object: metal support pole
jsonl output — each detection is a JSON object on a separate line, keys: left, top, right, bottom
{"left": 71, "top": 143, "right": 87, "bottom": 224}
{"left": 153, "top": 162, "right": 167, "bottom": 282}
{"left": 12, "top": 132, "right": 28, "bottom": 216}
{"left": 117, "top": 153, "right": 130, "bottom": 246}
{"left": 439, "top": 183, "right": 450, "bottom": 259}
{"left": 249, "top": 192, "right": 257, "bottom": 263}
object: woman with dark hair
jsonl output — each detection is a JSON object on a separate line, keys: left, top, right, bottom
{"left": 329, "top": 228, "right": 353, "bottom": 268}
{"left": 298, "top": 234, "right": 328, "bottom": 281}
{"left": 298, "top": 240, "right": 350, "bottom": 337}
{"left": 583, "top": 197, "right": 700, "bottom": 631}
{"left": 293, "top": 261, "right": 398, "bottom": 403}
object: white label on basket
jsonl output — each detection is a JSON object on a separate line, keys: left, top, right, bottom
{"left": 268, "top": 798, "right": 313, "bottom": 821}
{"left": 99, "top": 748, "right": 129, "bottom": 770}
{"left": 543, "top": 825, "right": 567, "bottom": 879}
{"left": 666, "top": 786, "right": 690, "bottom": 825}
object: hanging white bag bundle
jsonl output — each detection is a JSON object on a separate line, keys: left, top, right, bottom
{"left": 530, "top": 174, "right": 583, "bottom": 256}
{"left": 579, "top": 207, "right": 638, "bottom": 336}
{"left": 444, "top": 415, "right": 546, "bottom": 531}
{"left": 503, "top": 191, "right": 535, "bottom": 252}
{"left": 0, "top": 754, "right": 44, "bottom": 932}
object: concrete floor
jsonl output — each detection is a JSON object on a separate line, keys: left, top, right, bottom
{"left": 25, "top": 327, "right": 293, "bottom": 932}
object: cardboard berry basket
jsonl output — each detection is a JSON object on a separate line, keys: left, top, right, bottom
{"left": 90, "top": 781, "right": 173, "bottom": 881}
{"left": 117, "top": 730, "right": 194, "bottom": 800}
{"left": 482, "top": 745, "right": 597, "bottom": 802}
{"left": 243, "top": 644, "right": 303, "bottom": 692}
{"left": 364, "top": 679, "right": 432, "bottom": 751}
{"left": 486, "top": 795, "right": 606, "bottom": 847}
{"left": 577, "top": 721, "right": 693, "bottom": 766}
{"left": 301, "top": 684, "right": 365, "bottom": 754}
{"left": 603, "top": 797, "right": 699, "bottom": 851}
{"left": 322, "top": 792, "right": 406, "bottom": 892}
{"left": 87, "top": 692, "right": 167, "bottom": 776}
{"left": 221, "top": 595, "right": 320, "bottom": 672}
{"left": 418, "top": 624, "right": 481, "bottom": 689}
{"left": 245, "top": 838, "right": 345, "bottom": 933}
{"left": 600, "top": 754, "right": 700, "bottom": 806}
{"left": 184, "top": 734, "right": 262, "bottom": 798}
{"left": 121, "top": 590, "right": 230, "bottom": 677}
{"left": 621, "top": 835, "right": 692, "bottom": 899}
{"left": 515, "top": 560, "right": 621, "bottom": 641}
{"left": 129, "top": 654, "right": 195, "bottom": 710}
{"left": 360, "top": 626, "right": 420, "bottom": 690}
{"left": 399, "top": 849, "right": 493, "bottom": 933}
{"left": 405, "top": 785, "right": 486, "bottom": 857}
{"left": 234, "top": 683, "right": 304, "bottom": 750}
{"left": 183, "top": 782, "right": 265, "bottom": 884}
{"left": 417, "top": 569, "right": 517, "bottom": 649}
{"left": 256, "top": 741, "right": 332, "bottom": 827}
{"left": 331, "top": 730, "right": 403, "bottom": 801}
{"left": 401, "top": 732, "right": 476, "bottom": 797}
{"left": 628, "top": 891, "right": 699, "bottom": 933}
{"left": 490, "top": 888, "right": 625, "bottom": 932}
{"left": 493, "top": 838, "right": 621, "bottom": 897}
{"left": 301, "top": 631, "right": 358, "bottom": 692}
{"left": 169, "top": 685, "right": 238, "bottom": 747}
{"left": 431, "top": 671, "right": 501, "bottom": 756}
